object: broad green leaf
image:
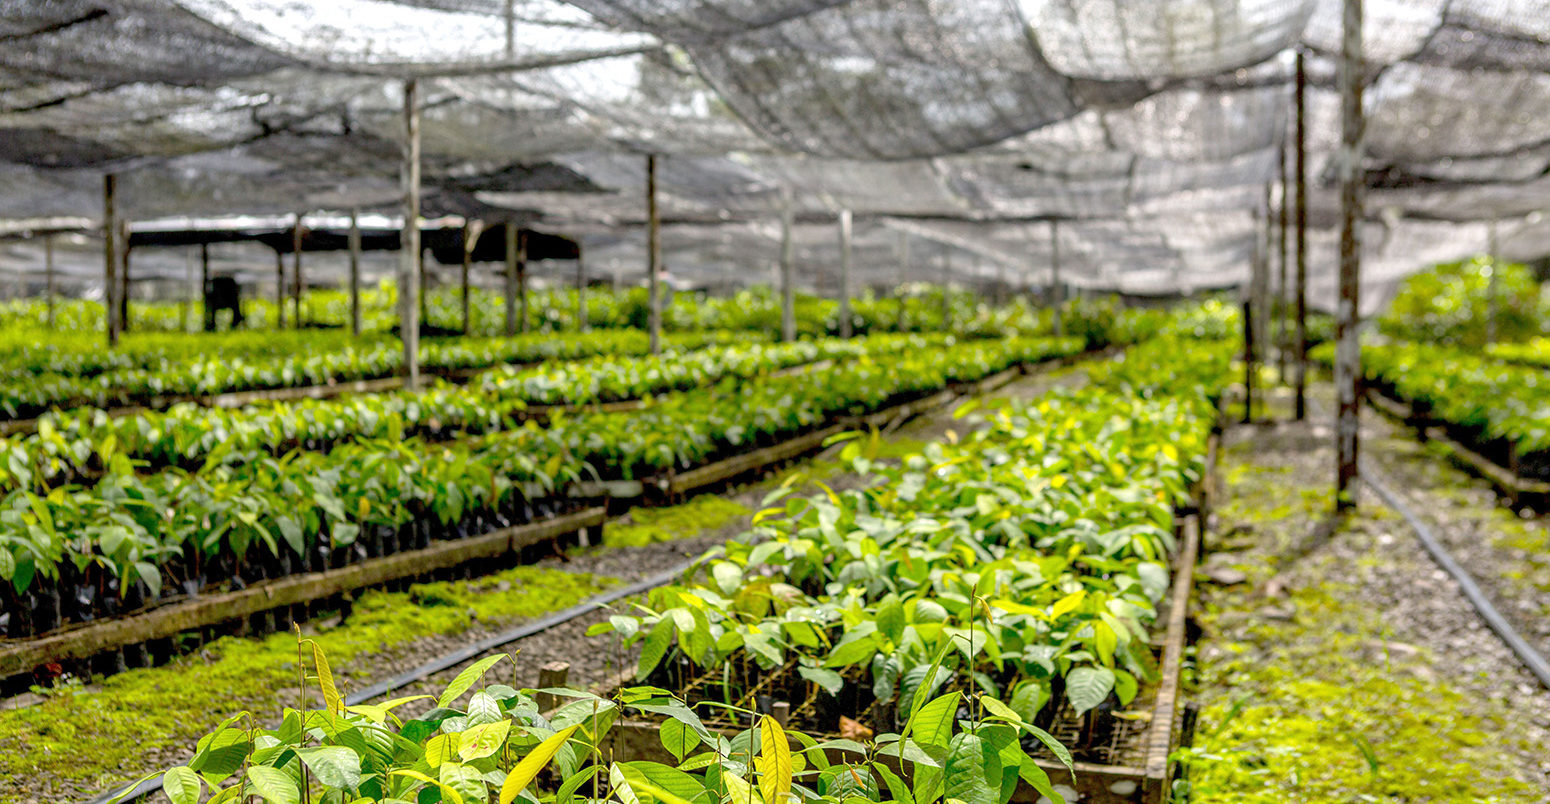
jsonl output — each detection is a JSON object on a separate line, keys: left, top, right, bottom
{"left": 245, "top": 765, "right": 301, "bottom": 804}
{"left": 1064, "top": 666, "right": 1115, "bottom": 715}
{"left": 797, "top": 666, "right": 844, "bottom": 696}
{"left": 459, "top": 719, "right": 512, "bottom": 761}
{"left": 659, "top": 717, "right": 701, "bottom": 763}
{"left": 943, "top": 733, "right": 1000, "bottom": 804}
{"left": 296, "top": 746, "right": 362, "bottom": 789}
{"left": 438, "top": 655, "right": 508, "bottom": 708}
{"left": 161, "top": 767, "right": 201, "bottom": 804}
{"left": 908, "top": 693, "right": 959, "bottom": 750}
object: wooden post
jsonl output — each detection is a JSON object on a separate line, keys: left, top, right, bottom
{"left": 647, "top": 154, "right": 663, "bottom": 354}
{"left": 940, "top": 250, "right": 952, "bottom": 332}
{"left": 576, "top": 247, "right": 588, "bottom": 332}
{"left": 897, "top": 231, "right": 909, "bottom": 332}
{"left": 200, "top": 242, "right": 213, "bottom": 331}
{"left": 1049, "top": 220, "right": 1063, "bottom": 337}
{"left": 181, "top": 247, "right": 191, "bottom": 331}
{"left": 1245, "top": 193, "right": 1270, "bottom": 424}
{"left": 348, "top": 209, "right": 362, "bottom": 337}
{"left": 1294, "top": 49, "right": 1309, "bottom": 422}
{"left": 461, "top": 219, "right": 483, "bottom": 334}
{"left": 44, "top": 234, "right": 55, "bottom": 330}
{"left": 838, "top": 209, "right": 853, "bottom": 339}
{"left": 118, "top": 219, "right": 131, "bottom": 334}
{"left": 1277, "top": 138, "right": 1290, "bottom": 382}
{"left": 1486, "top": 220, "right": 1500, "bottom": 344}
{"left": 274, "top": 249, "right": 287, "bottom": 329}
{"left": 779, "top": 187, "right": 796, "bottom": 342}
{"left": 103, "top": 174, "right": 118, "bottom": 347}
{"left": 504, "top": 224, "right": 519, "bottom": 336}
{"left": 292, "top": 215, "right": 306, "bottom": 328}
{"left": 536, "top": 661, "right": 569, "bottom": 712}
{"left": 1334, "top": 0, "right": 1364, "bottom": 510}
{"left": 401, "top": 78, "right": 422, "bottom": 390}
{"left": 517, "top": 231, "right": 529, "bottom": 334}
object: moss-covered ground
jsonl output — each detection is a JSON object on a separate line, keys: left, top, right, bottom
{"left": 602, "top": 494, "right": 751, "bottom": 548}
{"left": 1179, "top": 432, "right": 1544, "bottom": 802}
{"left": 0, "top": 565, "right": 613, "bottom": 802}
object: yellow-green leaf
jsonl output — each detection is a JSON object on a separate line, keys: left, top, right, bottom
{"left": 499, "top": 724, "right": 578, "bottom": 804}
{"left": 757, "top": 715, "right": 793, "bottom": 803}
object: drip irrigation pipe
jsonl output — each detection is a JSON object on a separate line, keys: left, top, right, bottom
{"left": 82, "top": 560, "right": 699, "bottom": 804}
{"left": 1362, "top": 460, "right": 1550, "bottom": 691}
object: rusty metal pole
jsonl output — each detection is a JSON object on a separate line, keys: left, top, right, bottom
{"left": 1335, "top": 0, "right": 1365, "bottom": 510}
{"left": 838, "top": 209, "right": 853, "bottom": 339}
{"left": 647, "top": 154, "right": 663, "bottom": 354}
{"left": 348, "top": 209, "right": 362, "bottom": 337}
{"left": 1295, "top": 50, "right": 1309, "bottom": 421}
{"left": 401, "top": 78, "right": 422, "bottom": 390}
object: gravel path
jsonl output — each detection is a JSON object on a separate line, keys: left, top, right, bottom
{"left": 1188, "top": 385, "right": 1550, "bottom": 800}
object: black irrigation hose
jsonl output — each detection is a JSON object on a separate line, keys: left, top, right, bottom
{"left": 1362, "top": 461, "right": 1550, "bottom": 691}
{"left": 82, "top": 561, "right": 699, "bottom": 804}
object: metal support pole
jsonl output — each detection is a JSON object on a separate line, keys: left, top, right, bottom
{"left": 103, "top": 174, "right": 118, "bottom": 347}
{"left": 503, "top": 224, "right": 518, "bottom": 336}
{"left": 181, "top": 247, "right": 192, "bottom": 332}
{"left": 1294, "top": 50, "right": 1309, "bottom": 421}
{"left": 1335, "top": 0, "right": 1365, "bottom": 510}
{"left": 647, "top": 154, "right": 663, "bottom": 354}
{"left": 44, "top": 234, "right": 55, "bottom": 330}
{"left": 576, "top": 248, "right": 588, "bottom": 332}
{"left": 401, "top": 78, "right": 422, "bottom": 390}
{"left": 348, "top": 209, "right": 361, "bottom": 337}
{"left": 200, "top": 242, "right": 212, "bottom": 331}
{"left": 838, "top": 209, "right": 853, "bottom": 339}
{"left": 779, "top": 187, "right": 796, "bottom": 343}
{"left": 1486, "top": 220, "right": 1500, "bottom": 344}
{"left": 292, "top": 214, "right": 305, "bottom": 328}
{"left": 1245, "top": 197, "right": 1270, "bottom": 423}
{"left": 1049, "top": 220, "right": 1063, "bottom": 337}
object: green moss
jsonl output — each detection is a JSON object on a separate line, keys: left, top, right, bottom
{"left": 1183, "top": 583, "right": 1538, "bottom": 803}
{"left": 1183, "top": 431, "right": 1543, "bottom": 802}
{"left": 602, "top": 494, "right": 752, "bottom": 548}
{"left": 0, "top": 566, "right": 614, "bottom": 801}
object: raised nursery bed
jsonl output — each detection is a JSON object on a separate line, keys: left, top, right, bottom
{"left": 0, "top": 354, "right": 1067, "bottom": 690}
{"left": 587, "top": 515, "right": 1201, "bottom": 804}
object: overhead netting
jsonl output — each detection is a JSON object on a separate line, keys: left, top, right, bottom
{"left": 1, "top": 0, "right": 1549, "bottom": 313}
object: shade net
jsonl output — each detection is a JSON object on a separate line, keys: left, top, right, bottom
{"left": 0, "top": 0, "right": 1548, "bottom": 315}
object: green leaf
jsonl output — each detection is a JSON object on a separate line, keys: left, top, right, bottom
{"left": 943, "top": 733, "right": 1000, "bottom": 804}
{"left": 908, "top": 693, "right": 959, "bottom": 751}
{"left": 245, "top": 765, "right": 301, "bottom": 804}
{"left": 1065, "top": 666, "right": 1115, "bottom": 715}
{"left": 437, "top": 655, "right": 508, "bottom": 708}
{"left": 636, "top": 619, "right": 674, "bottom": 681}
{"left": 616, "top": 761, "right": 709, "bottom": 804}
{"left": 797, "top": 666, "right": 844, "bottom": 696}
{"left": 458, "top": 719, "right": 512, "bottom": 762}
{"left": 659, "top": 718, "right": 701, "bottom": 763}
{"left": 161, "top": 767, "right": 202, "bottom": 804}
{"left": 296, "top": 746, "right": 362, "bottom": 789}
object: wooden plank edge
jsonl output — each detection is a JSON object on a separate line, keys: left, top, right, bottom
{"left": 1366, "top": 388, "right": 1550, "bottom": 497}
{"left": 0, "top": 507, "right": 607, "bottom": 677}
{"left": 1143, "top": 515, "right": 1200, "bottom": 797}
